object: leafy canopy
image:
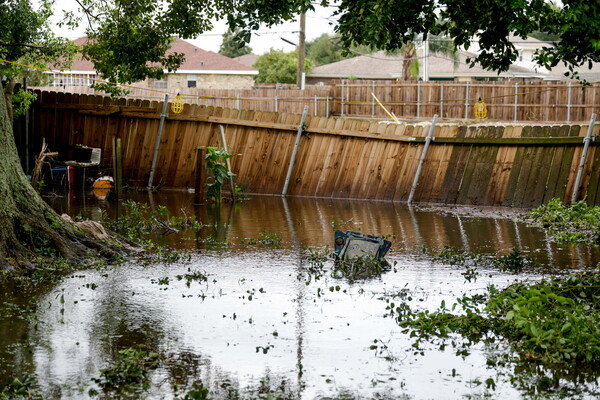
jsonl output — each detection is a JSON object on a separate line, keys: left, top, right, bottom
{"left": 254, "top": 50, "right": 314, "bottom": 84}
{"left": 3, "top": 0, "right": 600, "bottom": 89}
{"left": 331, "top": 0, "right": 600, "bottom": 79}
{"left": 219, "top": 28, "right": 253, "bottom": 58}
{"left": 0, "top": 0, "right": 75, "bottom": 81}
{"left": 306, "top": 33, "right": 374, "bottom": 66}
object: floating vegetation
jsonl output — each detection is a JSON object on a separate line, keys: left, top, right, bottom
{"left": 299, "top": 246, "right": 395, "bottom": 282}
{"left": 176, "top": 268, "right": 209, "bottom": 287}
{"left": 241, "top": 230, "right": 282, "bottom": 247}
{"left": 90, "top": 347, "right": 161, "bottom": 398}
{"left": 428, "top": 246, "right": 541, "bottom": 280}
{"left": 527, "top": 198, "right": 600, "bottom": 243}
{"left": 332, "top": 257, "right": 392, "bottom": 280}
{"left": 0, "top": 376, "right": 41, "bottom": 400}
{"left": 106, "top": 200, "right": 203, "bottom": 242}
{"left": 384, "top": 270, "right": 600, "bottom": 397}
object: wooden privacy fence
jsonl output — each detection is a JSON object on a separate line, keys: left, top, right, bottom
{"left": 33, "top": 85, "right": 332, "bottom": 117}
{"left": 34, "top": 79, "right": 600, "bottom": 123}
{"left": 31, "top": 91, "right": 600, "bottom": 207}
{"left": 332, "top": 80, "right": 600, "bottom": 123}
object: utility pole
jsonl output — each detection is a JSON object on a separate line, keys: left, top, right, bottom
{"left": 422, "top": 38, "right": 429, "bottom": 82}
{"left": 296, "top": 12, "right": 306, "bottom": 89}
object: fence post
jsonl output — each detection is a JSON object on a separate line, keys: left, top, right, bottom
{"left": 314, "top": 95, "right": 318, "bottom": 115}
{"left": 236, "top": 93, "right": 241, "bottom": 110}
{"left": 514, "top": 82, "right": 519, "bottom": 122}
{"left": 275, "top": 96, "right": 279, "bottom": 113}
{"left": 341, "top": 80, "right": 345, "bottom": 117}
{"left": 408, "top": 114, "right": 438, "bottom": 204}
{"left": 282, "top": 106, "right": 309, "bottom": 196}
{"left": 194, "top": 147, "right": 206, "bottom": 204}
{"left": 464, "top": 82, "right": 470, "bottom": 119}
{"left": 440, "top": 84, "right": 444, "bottom": 118}
{"left": 571, "top": 113, "right": 597, "bottom": 203}
{"left": 147, "top": 94, "right": 169, "bottom": 190}
{"left": 371, "top": 81, "right": 376, "bottom": 117}
{"left": 566, "top": 82, "right": 572, "bottom": 124}
{"left": 326, "top": 96, "right": 330, "bottom": 117}
{"left": 417, "top": 81, "right": 421, "bottom": 118}
{"left": 112, "top": 137, "right": 123, "bottom": 200}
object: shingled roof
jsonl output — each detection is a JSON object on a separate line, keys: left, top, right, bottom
{"left": 66, "top": 37, "right": 257, "bottom": 75}
{"left": 309, "top": 50, "right": 544, "bottom": 80}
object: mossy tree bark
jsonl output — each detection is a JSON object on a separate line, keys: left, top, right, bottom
{"left": 0, "top": 86, "right": 109, "bottom": 270}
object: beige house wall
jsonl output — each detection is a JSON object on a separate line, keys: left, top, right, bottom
{"left": 146, "top": 73, "right": 255, "bottom": 90}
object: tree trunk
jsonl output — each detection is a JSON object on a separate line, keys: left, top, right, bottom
{"left": 0, "top": 81, "right": 113, "bottom": 271}
{"left": 3, "top": 79, "right": 15, "bottom": 122}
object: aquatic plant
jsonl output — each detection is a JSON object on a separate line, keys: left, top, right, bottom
{"left": 332, "top": 256, "right": 392, "bottom": 280}
{"left": 528, "top": 198, "right": 600, "bottom": 243}
{"left": 428, "top": 246, "right": 540, "bottom": 279}
{"left": 91, "top": 347, "right": 161, "bottom": 397}
{"left": 241, "top": 230, "right": 282, "bottom": 247}
{"left": 492, "top": 248, "right": 539, "bottom": 273}
{"left": 385, "top": 270, "right": 600, "bottom": 397}
{"left": 0, "top": 376, "right": 41, "bottom": 400}
{"left": 176, "top": 268, "right": 209, "bottom": 287}
{"left": 106, "top": 201, "right": 202, "bottom": 243}
{"left": 181, "top": 383, "right": 211, "bottom": 400}
{"left": 204, "top": 146, "right": 236, "bottom": 203}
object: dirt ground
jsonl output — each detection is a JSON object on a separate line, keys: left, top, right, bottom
{"left": 416, "top": 204, "right": 530, "bottom": 220}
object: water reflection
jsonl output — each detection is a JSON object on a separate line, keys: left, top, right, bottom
{"left": 43, "top": 189, "right": 600, "bottom": 269}
{"left": 0, "top": 191, "right": 598, "bottom": 399}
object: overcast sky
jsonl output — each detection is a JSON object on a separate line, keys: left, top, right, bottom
{"left": 50, "top": 2, "right": 339, "bottom": 55}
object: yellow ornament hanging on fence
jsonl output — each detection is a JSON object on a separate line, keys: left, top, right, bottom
{"left": 171, "top": 94, "right": 185, "bottom": 114}
{"left": 474, "top": 98, "right": 487, "bottom": 119}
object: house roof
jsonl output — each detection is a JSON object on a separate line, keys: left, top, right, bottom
{"left": 234, "top": 54, "right": 260, "bottom": 68}
{"left": 310, "top": 46, "right": 600, "bottom": 82}
{"left": 63, "top": 37, "right": 257, "bottom": 75}
{"left": 309, "top": 49, "right": 543, "bottom": 80}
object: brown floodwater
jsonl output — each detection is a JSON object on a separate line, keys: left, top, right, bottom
{"left": 1, "top": 190, "right": 599, "bottom": 399}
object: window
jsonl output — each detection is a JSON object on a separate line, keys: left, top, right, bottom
{"left": 154, "top": 78, "right": 168, "bottom": 89}
{"left": 51, "top": 73, "right": 96, "bottom": 86}
{"left": 187, "top": 74, "right": 197, "bottom": 88}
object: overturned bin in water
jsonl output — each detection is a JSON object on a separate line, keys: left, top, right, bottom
{"left": 334, "top": 230, "right": 391, "bottom": 262}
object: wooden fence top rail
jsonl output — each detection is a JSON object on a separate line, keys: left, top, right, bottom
{"left": 37, "top": 99, "right": 598, "bottom": 146}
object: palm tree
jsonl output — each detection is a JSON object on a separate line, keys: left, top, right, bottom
{"left": 394, "top": 35, "right": 459, "bottom": 80}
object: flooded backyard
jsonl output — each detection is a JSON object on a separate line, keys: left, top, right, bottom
{"left": 1, "top": 191, "right": 599, "bottom": 399}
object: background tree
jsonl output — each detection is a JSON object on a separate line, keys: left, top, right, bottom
{"left": 219, "top": 28, "right": 253, "bottom": 58}
{"left": 254, "top": 50, "right": 313, "bottom": 84}
{"left": 0, "top": 0, "right": 75, "bottom": 118}
{"left": 332, "top": 0, "right": 600, "bottom": 79}
{"left": 306, "top": 33, "right": 373, "bottom": 66}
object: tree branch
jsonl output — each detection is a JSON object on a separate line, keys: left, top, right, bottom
{"left": 0, "top": 43, "right": 45, "bottom": 49}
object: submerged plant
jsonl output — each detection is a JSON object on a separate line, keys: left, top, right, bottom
{"left": 528, "top": 198, "right": 600, "bottom": 243}
{"left": 107, "top": 200, "right": 203, "bottom": 243}
{"left": 204, "top": 146, "right": 236, "bottom": 203}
